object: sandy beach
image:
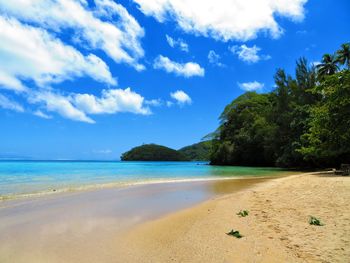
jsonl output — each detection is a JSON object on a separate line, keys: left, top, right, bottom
{"left": 0, "top": 176, "right": 270, "bottom": 263}
{"left": 0, "top": 172, "right": 349, "bottom": 262}
{"left": 117, "top": 172, "right": 350, "bottom": 262}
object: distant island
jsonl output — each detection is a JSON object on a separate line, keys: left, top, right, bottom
{"left": 121, "top": 141, "right": 211, "bottom": 161}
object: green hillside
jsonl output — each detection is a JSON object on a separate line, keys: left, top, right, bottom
{"left": 178, "top": 141, "right": 212, "bottom": 161}
{"left": 121, "top": 144, "right": 188, "bottom": 161}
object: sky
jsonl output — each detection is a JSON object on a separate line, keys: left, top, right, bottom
{"left": 0, "top": 0, "right": 349, "bottom": 160}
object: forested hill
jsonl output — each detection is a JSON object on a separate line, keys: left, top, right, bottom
{"left": 210, "top": 43, "right": 350, "bottom": 168}
{"left": 121, "top": 144, "right": 188, "bottom": 161}
{"left": 121, "top": 142, "right": 212, "bottom": 161}
{"left": 178, "top": 141, "right": 212, "bottom": 161}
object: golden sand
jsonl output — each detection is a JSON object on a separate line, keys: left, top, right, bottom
{"left": 0, "top": 172, "right": 348, "bottom": 262}
{"left": 117, "top": 173, "right": 350, "bottom": 262}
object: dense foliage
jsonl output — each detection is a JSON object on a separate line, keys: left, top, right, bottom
{"left": 210, "top": 43, "right": 350, "bottom": 168}
{"left": 121, "top": 142, "right": 213, "bottom": 161}
{"left": 178, "top": 141, "right": 212, "bottom": 161}
{"left": 121, "top": 144, "right": 188, "bottom": 161}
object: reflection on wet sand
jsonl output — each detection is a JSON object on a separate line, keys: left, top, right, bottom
{"left": 0, "top": 175, "right": 291, "bottom": 263}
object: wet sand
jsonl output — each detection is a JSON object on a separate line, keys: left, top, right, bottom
{"left": 0, "top": 177, "right": 271, "bottom": 263}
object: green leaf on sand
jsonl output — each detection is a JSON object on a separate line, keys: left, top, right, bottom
{"left": 237, "top": 210, "right": 249, "bottom": 217}
{"left": 309, "top": 216, "right": 324, "bottom": 226}
{"left": 226, "top": 229, "right": 243, "bottom": 238}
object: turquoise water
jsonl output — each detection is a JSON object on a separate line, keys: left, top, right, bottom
{"left": 0, "top": 161, "right": 289, "bottom": 198}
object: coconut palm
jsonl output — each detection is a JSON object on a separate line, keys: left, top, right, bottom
{"left": 336, "top": 43, "right": 350, "bottom": 68}
{"left": 316, "top": 54, "right": 339, "bottom": 77}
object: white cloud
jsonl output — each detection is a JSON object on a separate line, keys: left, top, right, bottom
{"left": 33, "top": 110, "right": 52, "bottom": 119}
{"left": 208, "top": 50, "right": 224, "bottom": 67}
{"left": 0, "top": 16, "right": 116, "bottom": 91}
{"left": 166, "top": 35, "right": 189, "bottom": 52}
{"left": 238, "top": 81, "right": 264, "bottom": 91}
{"left": 0, "top": 71, "right": 27, "bottom": 92}
{"left": 145, "top": 99, "right": 162, "bottom": 107}
{"left": 0, "top": 0, "right": 145, "bottom": 70}
{"left": 73, "top": 88, "right": 151, "bottom": 115}
{"left": 154, "top": 55, "right": 204, "bottom": 77}
{"left": 0, "top": 1, "right": 159, "bottom": 123}
{"left": 29, "top": 91, "right": 96, "bottom": 124}
{"left": 229, "top": 45, "right": 271, "bottom": 64}
{"left": 0, "top": 94, "right": 24, "bottom": 112}
{"left": 28, "top": 88, "right": 151, "bottom": 123}
{"left": 133, "top": 0, "right": 307, "bottom": 41}
{"left": 170, "top": 90, "right": 192, "bottom": 105}
{"left": 27, "top": 88, "right": 152, "bottom": 123}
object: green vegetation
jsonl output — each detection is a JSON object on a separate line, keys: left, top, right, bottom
{"left": 309, "top": 216, "right": 324, "bottom": 226}
{"left": 121, "top": 144, "right": 188, "bottom": 161}
{"left": 237, "top": 210, "right": 249, "bottom": 217}
{"left": 226, "top": 229, "right": 243, "bottom": 238}
{"left": 121, "top": 141, "right": 212, "bottom": 161}
{"left": 178, "top": 141, "right": 212, "bottom": 161}
{"left": 210, "top": 43, "right": 350, "bottom": 168}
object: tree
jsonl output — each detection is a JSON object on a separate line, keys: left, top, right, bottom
{"left": 210, "top": 43, "right": 349, "bottom": 168}
{"left": 316, "top": 54, "right": 339, "bottom": 78}
{"left": 336, "top": 43, "right": 350, "bottom": 69}
{"left": 298, "top": 70, "right": 350, "bottom": 167}
{"left": 295, "top": 57, "right": 317, "bottom": 104}
{"left": 210, "top": 92, "right": 276, "bottom": 166}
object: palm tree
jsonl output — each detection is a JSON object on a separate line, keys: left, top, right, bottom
{"left": 336, "top": 43, "right": 350, "bottom": 69}
{"left": 316, "top": 54, "right": 339, "bottom": 78}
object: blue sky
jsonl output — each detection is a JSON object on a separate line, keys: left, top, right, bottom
{"left": 0, "top": 0, "right": 349, "bottom": 160}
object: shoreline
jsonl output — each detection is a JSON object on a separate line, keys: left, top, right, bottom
{"left": 1, "top": 171, "right": 347, "bottom": 262}
{"left": 0, "top": 174, "right": 288, "bottom": 263}
{"left": 116, "top": 171, "right": 349, "bottom": 262}
{"left": 0, "top": 172, "right": 297, "bottom": 202}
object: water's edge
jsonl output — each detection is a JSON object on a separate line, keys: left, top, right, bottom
{"left": 1, "top": 176, "right": 279, "bottom": 201}
{"left": 0, "top": 161, "right": 295, "bottom": 201}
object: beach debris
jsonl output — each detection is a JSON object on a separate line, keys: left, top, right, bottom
{"left": 226, "top": 229, "right": 243, "bottom": 238}
{"left": 309, "top": 216, "right": 324, "bottom": 226}
{"left": 237, "top": 210, "right": 249, "bottom": 217}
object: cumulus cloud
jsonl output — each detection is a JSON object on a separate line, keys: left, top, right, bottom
{"left": 27, "top": 87, "right": 152, "bottom": 123}
{"left": 208, "top": 50, "right": 225, "bottom": 67}
{"left": 73, "top": 88, "right": 151, "bottom": 115}
{"left": 0, "top": 2, "right": 157, "bottom": 123}
{"left": 230, "top": 45, "right": 271, "bottom": 64}
{"left": 166, "top": 35, "right": 189, "bottom": 52}
{"left": 0, "top": 94, "right": 24, "bottom": 112}
{"left": 0, "top": 16, "right": 116, "bottom": 91}
{"left": 153, "top": 55, "right": 204, "bottom": 77}
{"left": 133, "top": 0, "right": 307, "bottom": 41}
{"left": 238, "top": 81, "right": 264, "bottom": 91}
{"left": 29, "top": 91, "right": 96, "bottom": 123}
{"left": 0, "top": 71, "right": 27, "bottom": 93}
{"left": 0, "top": 0, "right": 145, "bottom": 70}
{"left": 170, "top": 90, "right": 192, "bottom": 105}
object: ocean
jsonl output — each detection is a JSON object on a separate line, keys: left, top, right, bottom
{"left": 0, "top": 161, "right": 289, "bottom": 199}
